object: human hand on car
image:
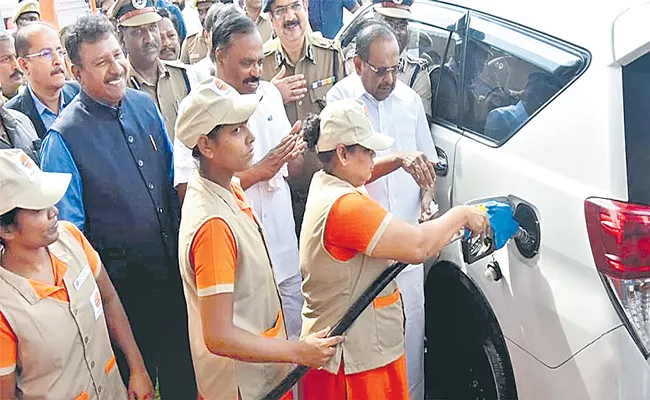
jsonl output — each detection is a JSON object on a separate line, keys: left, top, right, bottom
{"left": 419, "top": 189, "right": 438, "bottom": 223}
{"left": 399, "top": 152, "right": 436, "bottom": 190}
{"left": 297, "top": 327, "right": 345, "bottom": 368}
{"left": 272, "top": 66, "right": 308, "bottom": 104}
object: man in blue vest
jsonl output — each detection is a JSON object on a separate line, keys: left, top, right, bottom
{"left": 39, "top": 13, "right": 197, "bottom": 399}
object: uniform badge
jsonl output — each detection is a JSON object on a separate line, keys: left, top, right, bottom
{"left": 307, "top": 45, "right": 314, "bottom": 62}
{"left": 310, "top": 76, "right": 335, "bottom": 89}
{"left": 132, "top": 0, "right": 147, "bottom": 9}
{"left": 398, "top": 57, "right": 405, "bottom": 72}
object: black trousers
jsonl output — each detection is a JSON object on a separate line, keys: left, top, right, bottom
{"left": 111, "top": 269, "right": 197, "bottom": 399}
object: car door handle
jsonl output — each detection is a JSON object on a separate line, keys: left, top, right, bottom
{"left": 434, "top": 146, "right": 449, "bottom": 177}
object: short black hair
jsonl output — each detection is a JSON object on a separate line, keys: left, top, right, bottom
{"left": 65, "top": 14, "right": 116, "bottom": 66}
{"left": 210, "top": 5, "right": 256, "bottom": 62}
{"left": 14, "top": 22, "right": 57, "bottom": 57}
{"left": 0, "top": 208, "right": 20, "bottom": 247}
{"left": 191, "top": 124, "right": 224, "bottom": 158}
{"left": 356, "top": 22, "right": 396, "bottom": 61}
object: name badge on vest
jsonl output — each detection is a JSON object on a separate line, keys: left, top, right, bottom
{"left": 89, "top": 287, "right": 104, "bottom": 320}
{"left": 73, "top": 264, "right": 92, "bottom": 291}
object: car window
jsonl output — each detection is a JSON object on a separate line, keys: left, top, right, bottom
{"left": 391, "top": 2, "right": 465, "bottom": 129}
{"left": 461, "top": 12, "right": 589, "bottom": 143}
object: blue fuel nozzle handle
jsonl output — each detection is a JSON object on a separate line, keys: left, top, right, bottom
{"left": 465, "top": 200, "right": 520, "bottom": 251}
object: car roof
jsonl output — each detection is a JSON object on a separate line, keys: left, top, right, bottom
{"left": 431, "top": 0, "right": 649, "bottom": 55}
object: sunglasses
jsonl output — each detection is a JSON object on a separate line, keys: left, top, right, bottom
{"left": 364, "top": 60, "right": 399, "bottom": 78}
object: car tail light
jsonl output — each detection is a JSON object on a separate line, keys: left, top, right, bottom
{"left": 585, "top": 198, "right": 650, "bottom": 355}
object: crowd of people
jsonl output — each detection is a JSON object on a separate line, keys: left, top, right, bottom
{"left": 0, "top": 0, "right": 490, "bottom": 399}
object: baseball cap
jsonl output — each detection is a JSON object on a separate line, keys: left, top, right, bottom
{"left": 175, "top": 82, "right": 262, "bottom": 149}
{"left": 0, "top": 149, "right": 71, "bottom": 216}
{"left": 317, "top": 99, "right": 394, "bottom": 153}
{"left": 108, "top": 0, "right": 161, "bottom": 27}
{"left": 13, "top": 0, "right": 40, "bottom": 23}
{"left": 372, "top": 0, "right": 413, "bottom": 20}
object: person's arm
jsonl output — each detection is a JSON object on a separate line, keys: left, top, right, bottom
{"left": 0, "top": 313, "right": 16, "bottom": 400}
{"left": 173, "top": 137, "right": 196, "bottom": 205}
{"left": 96, "top": 265, "right": 154, "bottom": 398}
{"left": 373, "top": 205, "right": 488, "bottom": 263}
{"left": 193, "top": 219, "right": 343, "bottom": 368}
{"left": 61, "top": 221, "right": 154, "bottom": 399}
{"left": 326, "top": 193, "right": 488, "bottom": 265}
{"left": 40, "top": 130, "right": 85, "bottom": 230}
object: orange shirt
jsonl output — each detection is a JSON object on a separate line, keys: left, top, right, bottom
{"left": 0, "top": 221, "right": 102, "bottom": 376}
{"left": 190, "top": 181, "right": 256, "bottom": 297}
{"left": 324, "top": 191, "right": 390, "bottom": 261}
{"left": 303, "top": 191, "right": 408, "bottom": 400}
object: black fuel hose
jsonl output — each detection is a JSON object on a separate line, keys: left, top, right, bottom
{"left": 262, "top": 261, "right": 409, "bottom": 400}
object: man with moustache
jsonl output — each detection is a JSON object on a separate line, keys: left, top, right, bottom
{"left": 327, "top": 22, "right": 436, "bottom": 400}
{"left": 6, "top": 23, "right": 80, "bottom": 139}
{"left": 110, "top": 0, "right": 191, "bottom": 140}
{"left": 243, "top": 0, "right": 273, "bottom": 43}
{"left": 39, "top": 13, "right": 197, "bottom": 399}
{"left": 174, "top": 4, "right": 305, "bottom": 340}
{"left": 0, "top": 32, "right": 24, "bottom": 102}
{"left": 180, "top": 0, "right": 217, "bottom": 64}
{"left": 344, "top": 0, "right": 432, "bottom": 118}
{"left": 0, "top": 83, "right": 40, "bottom": 164}
{"left": 157, "top": 8, "right": 181, "bottom": 61}
{"left": 261, "top": 0, "right": 345, "bottom": 236}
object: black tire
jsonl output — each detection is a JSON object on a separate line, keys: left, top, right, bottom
{"left": 424, "top": 263, "right": 517, "bottom": 400}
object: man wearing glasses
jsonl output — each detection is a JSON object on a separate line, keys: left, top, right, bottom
{"left": 6, "top": 23, "right": 80, "bottom": 140}
{"left": 110, "top": 0, "right": 192, "bottom": 141}
{"left": 344, "top": 0, "right": 432, "bottom": 119}
{"left": 328, "top": 22, "right": 436, "bottom": 400}
{"left": 261, "top": 0, "right": 345, "bottom": 236}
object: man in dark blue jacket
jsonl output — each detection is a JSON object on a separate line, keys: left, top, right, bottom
{"left": 39, "top": 14, "right": 197, "bottom": 399}
{"left": 6, "top": 22, "right": 80, "bottom": 139}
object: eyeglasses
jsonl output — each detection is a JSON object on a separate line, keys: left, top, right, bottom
{"left": 24, "top": 48, "right": 68, "bottom": 61}
{"left": 270, "top": 1, "right": 303, "bottom": 19}
{"left": 364, "top": 60, "right": 399, "bottom": 78}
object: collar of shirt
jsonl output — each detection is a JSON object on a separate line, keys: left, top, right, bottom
{"left": 79, "top": 90, "right": 120, "bottom": 115}
{"left": 129, "top": 58, "right": 169, "bottom": 88}
{"left": 273, "top": 32, "right": 317, "bottom": 68}
{"left": 28, "top": 84, "right": 65, "bottom": 118}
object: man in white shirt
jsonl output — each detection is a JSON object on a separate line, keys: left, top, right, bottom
{"left": 174, "top": 5, "right": 305, "bottom": 339}
{"left": 327, "top": 22, "right": 436, "bottom": 400}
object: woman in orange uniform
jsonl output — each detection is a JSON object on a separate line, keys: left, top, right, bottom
{"left": 0, "top": 149, "right": 153, "bottom": 400}
{"left": 174, "top": 84, "right": 344, "bottom": 399}
{"left": 299, "top": 98, "right": 489, "bottom": 399}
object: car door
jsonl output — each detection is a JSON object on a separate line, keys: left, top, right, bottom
{"left": 448, "top": 10, "right": 600, "bottom": 374}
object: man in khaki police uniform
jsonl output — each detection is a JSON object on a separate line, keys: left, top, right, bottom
{"left": 244, "top": 0, "right": 273, "bottom": 42}
{"left": 180, "top": 0, "right": 216, "bottom": 64}
{"left": 12, "top": 0, "right": 40, "bottom": 31}
{"left": 110, "top": 0, "right": 192, "bottom": 140}
{"left": 344, "top": 0, "right": 432, "bottom": 118}
{"left": 261, "top": 0, "right": 345, "bottom": 235}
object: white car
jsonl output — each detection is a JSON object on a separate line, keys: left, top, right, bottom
{"left": 338, "top": 1, "right": 650, "bottom": 399}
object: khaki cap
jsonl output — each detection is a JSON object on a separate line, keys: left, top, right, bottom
{"left": 13, "top": 0, "right": 40, "bottom": 23}
{"left": 108, "top": 0, "right": 161, "bottom": 27}
{"left": 317, "top": 99, "right": 394, "bottom": 153}
{"left": 0, "top": 149, "right": 71, "bottom": 216}
{"left": 193, "top": 0, "right": 217, "bottom": 8}
{"left": 175, "top": 82, "right": 262, "bottom": 149}
{"left": 372, "top": 0, "right": 412, "bottom": 20}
